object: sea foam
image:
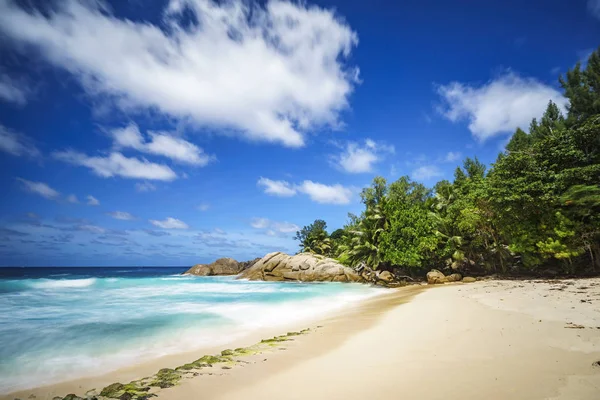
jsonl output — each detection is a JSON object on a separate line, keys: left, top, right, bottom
{"left": 0, "top": 272, "right": 385, "bottom": 393}
{"left": 27, "top": 278, "right": 97, "bottom": 289}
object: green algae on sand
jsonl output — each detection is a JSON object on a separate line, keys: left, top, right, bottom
{"left": 93, "top": 327, "right": 314, "bottom": 400}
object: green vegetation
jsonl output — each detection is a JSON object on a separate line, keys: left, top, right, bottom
{"left": 295, "top": 47, "right": 600, "bottom": 277}
{"left": 148, "top": 368, "right": 181, "bottom": 388}
{"left": 99, "top": 382, "right": 154, "bottom": 399}
{"left": 294, "top": 219, "right": 332, "bottom": 255}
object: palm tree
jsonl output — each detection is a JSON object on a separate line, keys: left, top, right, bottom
{"left": 304, "top": 231, "right": 332, "bottom": 256}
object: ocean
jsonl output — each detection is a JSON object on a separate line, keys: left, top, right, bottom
{"left": 0, "top": 267, "right": 383, "bottom": 393}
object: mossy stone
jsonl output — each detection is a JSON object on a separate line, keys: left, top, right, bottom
{"left": 100, "top": 383, "right": 125, "bottom": 398}
{"left": 149, "top": 368, "right": 181, "bottom": 389}
{"left": 261, "top": 335, "right": 289, "bottom": 344}
{"left": 175, "top": 363, "right": 197, "bottom": 371}
{"left": 196, "top": 355, "right": 226, "bottom": 364}
{"left": 62, "top": 395, "right": 83, "bottom": 400}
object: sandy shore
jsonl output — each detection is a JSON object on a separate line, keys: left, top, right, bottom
{"left": 160, "top": 278, "right": 600, "bottom": 400}
{"left": 6, "top": 279, "right": 600, "bottom": 400}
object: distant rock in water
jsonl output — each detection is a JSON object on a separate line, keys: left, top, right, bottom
{"left": 184, "top": 257, "right": 260, "bottom": 276}
{"left": 238, "top": 252, "right": 363, "bottom": 283}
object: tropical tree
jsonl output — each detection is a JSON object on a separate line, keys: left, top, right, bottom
{"left": 379, "top": 177, "right": 438, "bottom": 269}
{"left": 342, "top": 177, "right": 388, "bottom": 269}
{"left": 294, "top": 219, "right": 331, "bottom": 255}
{"left": 299, "top": 47, "right": 600, "bottom": 277}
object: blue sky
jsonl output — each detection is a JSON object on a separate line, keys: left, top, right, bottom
{"left": 0, "top": 0, "right": 599, "bottom": 266}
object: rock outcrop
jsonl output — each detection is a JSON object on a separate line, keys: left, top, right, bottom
{"left": 184, "top": 258, "right": 259, "bottom": 276}
{"left": 237, "top": 252, "right": 363, "bottom": 283}
{"left": 377, "top": 270, "right": 394, "bottom": 283}
{"left": 426, "top": 269, "right": 447, "bottom": 284}
{"left": 446, "top": 273, "right": 462, "bottom": 282}
{"left": 427, "top": 269, "right": 478, "bottom": 284}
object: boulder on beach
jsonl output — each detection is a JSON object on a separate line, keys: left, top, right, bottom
{"left": 184, "top": 257, "right": 259, "bottom": 276}
{"left": 462, "top": 276, "right": 477, "bottom": 283}
{"left": 446, "top": 273, "right": 462, "bottom": 282}
{"left": 377, "top": 270, "right": 394, "bottom": 283}
{"left": 237, "top": 252, "right": 363, "bottom": 283}
{"left": 426, "top": 269, "right": 447, "bottom": 284}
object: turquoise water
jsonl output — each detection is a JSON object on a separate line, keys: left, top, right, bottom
{"left": 0, "top": 267, "right": 383, "bottom": 393}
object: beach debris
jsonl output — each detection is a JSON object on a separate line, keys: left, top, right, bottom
{"left": 593, "top": 361, "right": 600, "bottom": 368}
{"left": 565, "top": 323, "right": 586, "bottom": 329}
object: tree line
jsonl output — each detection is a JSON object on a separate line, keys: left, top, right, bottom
{"left": 294, "top": 47, "right": 600, "bottom": 277}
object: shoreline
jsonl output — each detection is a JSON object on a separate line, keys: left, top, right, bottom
{"left": 2, "top": 284, "right": 421, "bottom": 400}
{"left": 160, "top": 278, "right": 600, "bottom": 400}
{"left": 5, "top": 278, "right": 600, "bottom": 400}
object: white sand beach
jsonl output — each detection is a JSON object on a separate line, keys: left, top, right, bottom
{"left": 160, "top": 279, "right": 600, "bottom": 400}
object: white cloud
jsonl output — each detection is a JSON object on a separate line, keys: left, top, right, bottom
{"left": 437, "top": 72, "right": 567, "bottom": 141}
{"left": 107, "top": 211, "right": 135, "bottom": 220}
{"left": 365, "top": 139, "right": 376, "bottom": 149}
{"left": 250, "top": 218, "right": 270, "bottom": 229}
{"left": 0, "top": 73, "right": 29, "bottom": 105}
{"left": 16, "top": 178, "right": 60, "bottom": 200}
{"left": 257, "top": 177, "right": 297, "bottom": 197}
{"left": 258, "top": 177, "right": 353, "bottom": 204}
{"left": 53, "top": 150, "right": 177, "bottom": 181}
{"left": 0, "top": 0, "right": 359, "bottom": 148}
{"left": 297, "top": 180, "right": 353, "bottom": 204}
{"left": 0, "top": 125, "right": 40, "bottom": 157}
{"left": 66, "top": 194, "right": 79, "bottom": 204}
{"left": 197, "top": 203, "right": 210, "bottom": 211}
{"left": 444, "top": 151, "right": 461, "bottom": 163}
{"left": 86, "top": 195, "right": 100, "bottom": 206}
{"left": 76, "top": 224, "right": 105, "bottom": 234}
{"left": 251, "top": 218, "right": 299, "bottom": 235}
{"left": 588, "top": 0, "right": 600, "bottom": 19}
{"left": 331, "top": 139, "right": 394, "bottom": 173}
{"left": 135, "top": 182, "right": 157, "bottom": 192}
{"left": 411, "top": 165, "right": 443, "bottom": 181}
{"left": 149, "top": 217, "right": 189, "bottom": 229}
{"left": 111, "top": 124, "right": 214, "bottom": 166}
{"left": 272, "top": 221, "right": 300, "bottom": 233}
